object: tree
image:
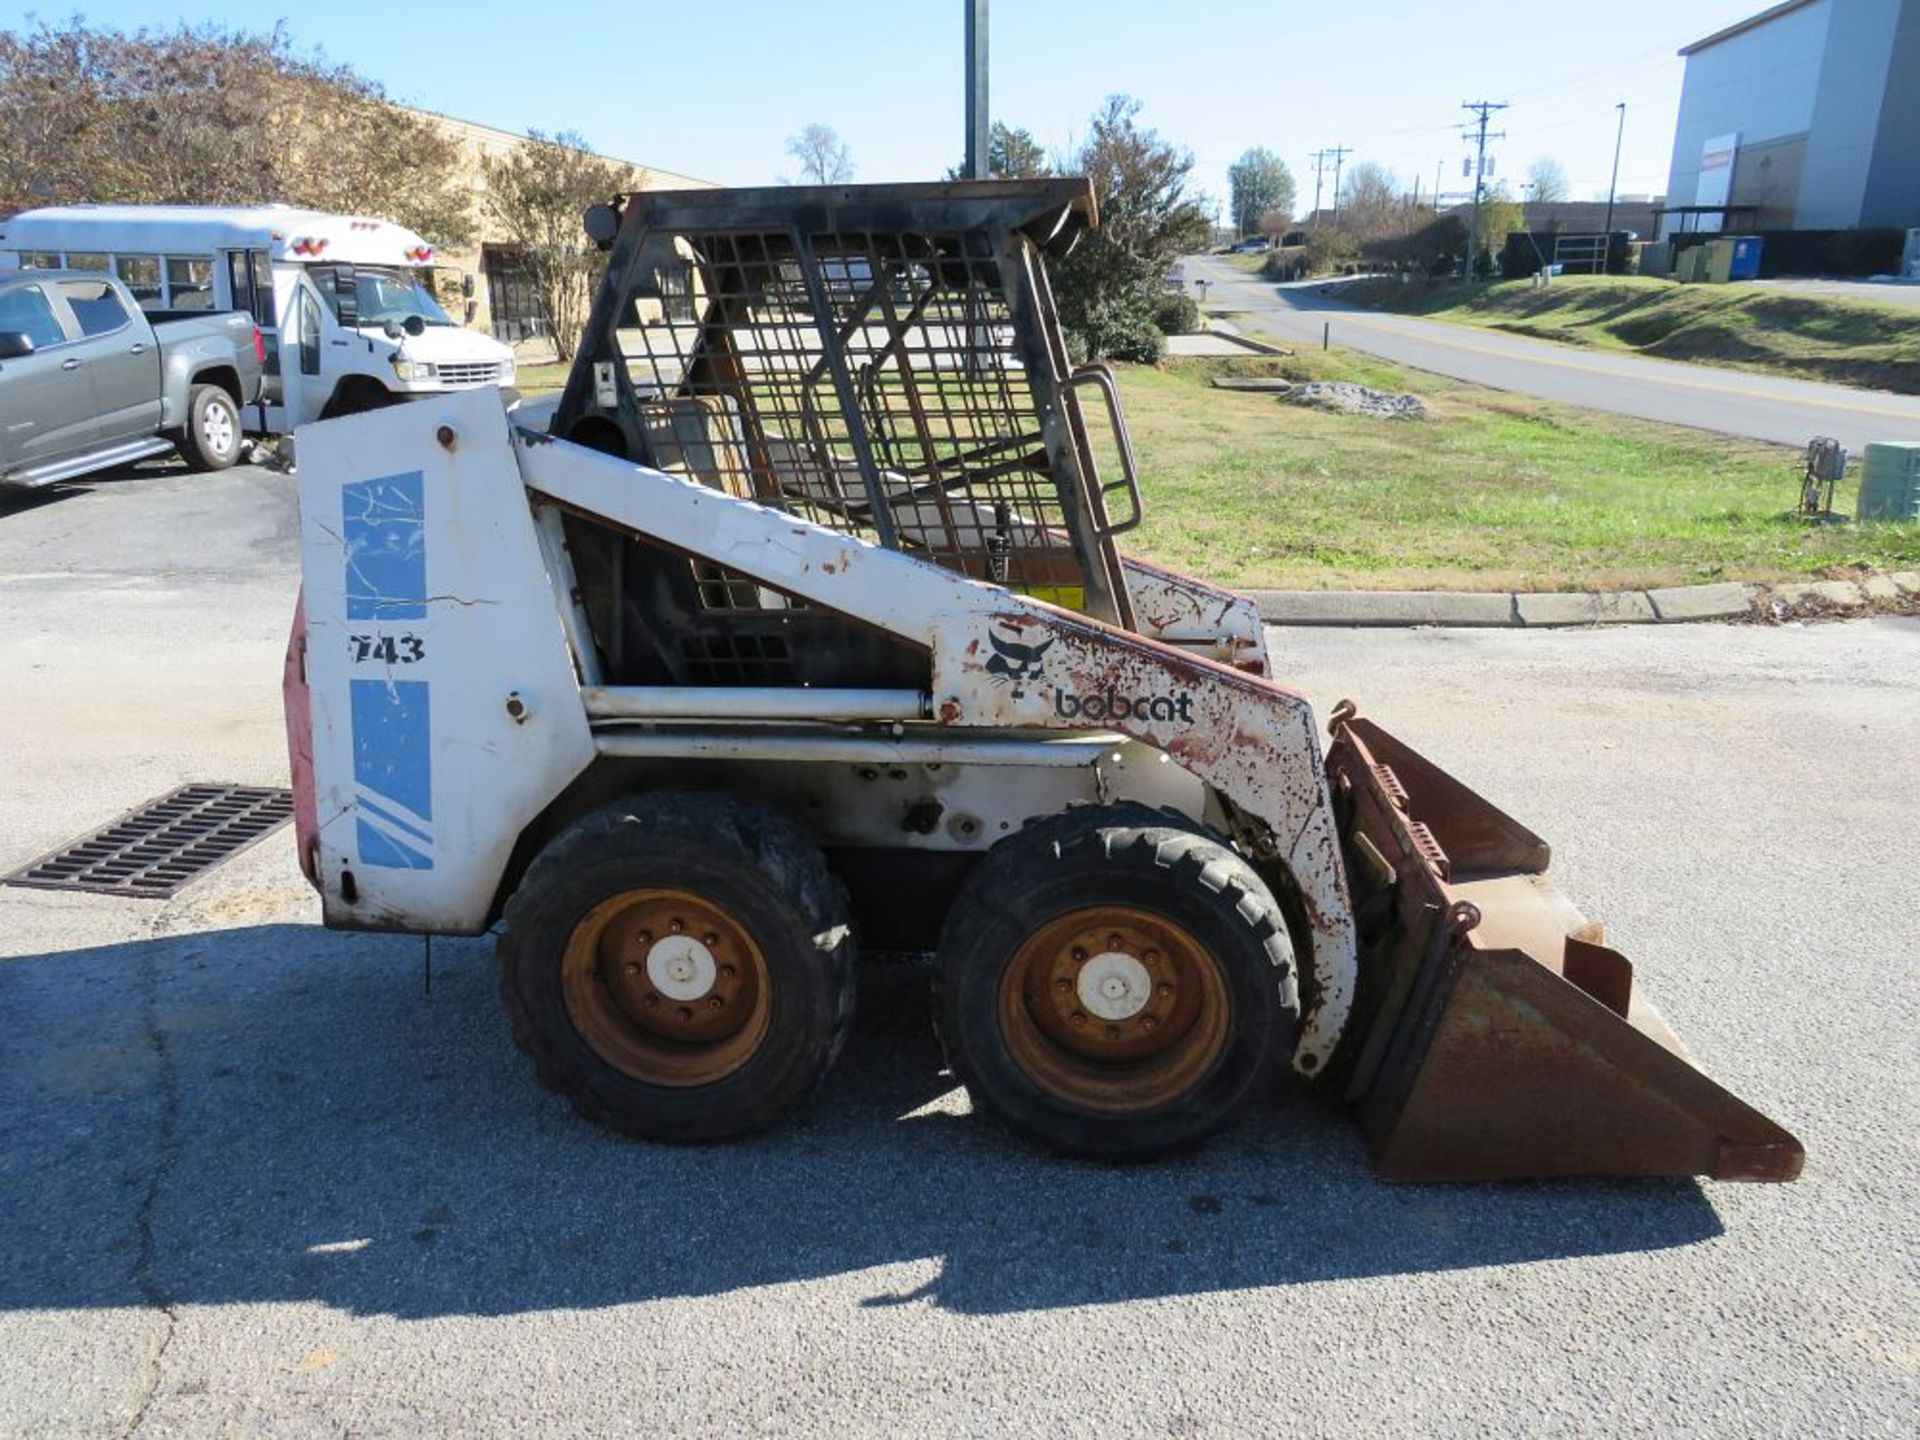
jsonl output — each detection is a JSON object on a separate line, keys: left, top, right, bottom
{"left": 785, "top": 123, "right": 854, "bottom": 185}
{"left": 0, "top": 18, "right": 473, "bottom": 244}
{"left": 1049, "top": 96, "right": 1211, "bottom": 363}
{"left": 947, "top": 120, "right": 1051, "bottom": 180}
{"left": 1226, "top": 147, "right": 1296, "bottom": 238}
{"left": 1472, "top": 182, "right": 1524, "bottom": 275}
{"left": 1336, "top": 162, "right": 1399, "bottom": 240}
{"left": 1258, "top": 209, "right": 1293, "bottom": 244}
{"left": 482, "top": 131, "right": 637, "bottom": 363}
{"left": 1526, "top": 157, "right": 1570, "bottom": 204}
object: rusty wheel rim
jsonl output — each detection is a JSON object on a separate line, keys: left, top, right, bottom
{"left": 998, "top": 905, "right": 1229, "bottom": 1113}
{"left": 562, "top": 888, "right": 770, "bottom": 1088}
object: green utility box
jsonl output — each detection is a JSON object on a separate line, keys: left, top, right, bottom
{"left": 1858, "top": 442, "right": 1920, "bottom": 522}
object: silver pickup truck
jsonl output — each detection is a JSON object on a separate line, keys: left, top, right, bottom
{"left": 0, "top": 270, "right": 264, "bottom": 491}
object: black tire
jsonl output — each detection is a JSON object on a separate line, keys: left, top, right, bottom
{"left": 498, "top": 791, "right": 856, "bottom": 1142}
{"left": 181, "top": 384, "right": 242, "bottom": 471}
{"left": 934, "top": 804, "right": 1297, "bottom": 1161}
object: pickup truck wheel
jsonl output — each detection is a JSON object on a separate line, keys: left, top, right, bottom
{"left": 498, "top": 791, "right": 858, "bottom": 1142}
{"left": 181, "top": 385, "right": 242, "bottom": 471}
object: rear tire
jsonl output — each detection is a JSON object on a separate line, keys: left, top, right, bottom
{"left": 498, "top": 791, "right": 856, "bottom": 1142}
{"left": 934, "top": 804, "right": 1297, "bottom": 1160}
{"left": 181, "top": 384, "right": 242, "bottom": 471}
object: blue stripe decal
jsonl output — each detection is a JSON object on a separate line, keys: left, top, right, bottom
{"left": 355, "top": 820, "right": 433, "bottom": 870}
{"left": 351, "top": 679, "right": 432, "bottom": 869}
{"left": 344, "top": 471, "right": 427, "bottom": 620}
{"left": 355, "top": 792, "right": 434, "bottom": 847}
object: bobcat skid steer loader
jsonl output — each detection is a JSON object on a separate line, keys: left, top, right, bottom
{"left": 284, "top": 181, "right": 1801, "bottom": 1181}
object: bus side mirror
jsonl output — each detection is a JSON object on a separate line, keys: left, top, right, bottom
{"left": 0, "top": 331, "right": 33, "bottom": 359}
{"left": 334, "top": 265, "right": 358, "bottom": 328}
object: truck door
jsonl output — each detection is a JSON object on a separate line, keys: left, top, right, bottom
{"left": 223, "top": 249, "right": 277, "bottom": 431}
{"left": 52, "top": 277, "right": 161, "bottom": 443}
{"left": 0, "top": 279, "right": 100, "bottom": 469}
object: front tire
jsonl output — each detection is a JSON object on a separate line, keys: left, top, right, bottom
{"left": 498, "top": 791, "right": 857, "bottom": 1142}
{"left": 181, "top": 384, "right": 242, "bottom": 471}
{"left": 935, "top": 805, "right": 1297, "bottom": 1160}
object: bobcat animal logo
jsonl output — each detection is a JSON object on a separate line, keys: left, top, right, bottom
{"left": 985, "top": 629, "right": 1054, "bottom": 699}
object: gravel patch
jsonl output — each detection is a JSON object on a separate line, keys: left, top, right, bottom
{"left": 1286, "top": 380, "right": 1434, "bottom": 419}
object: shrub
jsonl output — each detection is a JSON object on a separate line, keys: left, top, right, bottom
{"left": 1152, "top": 290, "right": 1201, "bottom": 335}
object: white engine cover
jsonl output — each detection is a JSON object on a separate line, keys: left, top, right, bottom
{"left": 296, "top": 391, "right": 596, "bottom": 931}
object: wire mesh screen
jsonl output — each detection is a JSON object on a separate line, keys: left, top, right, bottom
{"left": 613, "top": 225, "right": 1094, "bottom": 611}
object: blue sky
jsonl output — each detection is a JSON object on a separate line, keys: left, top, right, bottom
{"left": 3, "top": 0, "right": 1767, "bottom": 210}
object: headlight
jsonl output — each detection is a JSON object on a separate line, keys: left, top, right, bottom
{"left": 390, "top": 358, "right": 435, "bottom": 382}
{"left": 500, "top": 358, "right": 516, "bottom": 384}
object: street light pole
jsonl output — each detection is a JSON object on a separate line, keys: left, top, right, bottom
{"left": 1602, "top": 101, "right": 1627, "bottom": 241}
{"left": 964, "top": 0, "right": 989, "bottom": 181}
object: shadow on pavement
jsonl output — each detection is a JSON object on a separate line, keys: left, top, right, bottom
{"left": 0, "top": 924, "right": 1723, "bottom": 1319}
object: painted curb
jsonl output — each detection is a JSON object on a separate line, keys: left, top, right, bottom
{"left": 1251, "top": 573, "right": 1920, "bottom": 629}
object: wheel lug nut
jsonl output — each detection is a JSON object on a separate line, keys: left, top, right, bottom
{"left": 1141, "top": 1014, "right": 1159, "bottom": 1030}
{"left": 703, "top": 933, "right": 719, "bottom": 946}
{"left": 1143, "top": 950, "right": 1159, "bottom": 965}
{"left": 1104, "top": 1025, "right": 1121, "bottom": 1040}
{"left": 707, "top": 995, "right": 724, "bottom": 1011}
{"left": 1107, "top": 934, "right": 1122, "bottom": 949}
{"left": 1054, "top": 978, "right": 1072, "bottom": 993}
{"left": 637, "top": 930, "right": 652, "bottom": 945}
{"left": 676, "top": 1005, "right": 693, "bottom": 1021}
{"left": 1071, "top": 948, "right": 1087, "bottom": 963}
{"left": 643, "top": 993, "right": 660, "bottom": 1007}
{"left": 670, "top": 918, "right": 684, "bottom": 933}
{"left": 1156, "top": 982, "right": 1174, "bottom": 996}
{"left": 1069, "top": 1011, "right": 1088, "bottom": 1028}
{"left": 719, "top": 964, "right": 737, "bottom": 981}
{"left": 624, "top": 961, "right": 641, "bottom": 976}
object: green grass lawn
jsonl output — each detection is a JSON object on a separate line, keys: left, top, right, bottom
{"left": 515, "top": 361, "right": 569, "bottom": 396}
{"left": 1339, "top": 275, "right": 1920, "bottom": 395}
{"left": 1113, "top": 351, "right": 1919, "bottom": 591}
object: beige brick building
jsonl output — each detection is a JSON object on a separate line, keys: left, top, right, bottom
{"left": 408, "top": 108, "right": 714, "bottom": 347}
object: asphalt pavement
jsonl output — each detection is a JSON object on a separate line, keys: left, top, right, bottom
{"left": 3, "top": 459, "right": 1918, "bottom": 1438}
{"left": 1188, "top": 254, "right": 1920, "bottom": 454}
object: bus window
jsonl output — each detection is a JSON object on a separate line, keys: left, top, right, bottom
{"left": 166, "top": 256, "right": 214, "bottom": 310}
{"left": 294, "top": 287, "right": 321, "bottom": 376}
{"left": 67, "top": 252, "right": 108, "bottom": 274}
{"left": 21, "top": 252, "right": 61, "bottom": 271}
{"left": 115, "top": 255, "right": 164, "bottom": 309}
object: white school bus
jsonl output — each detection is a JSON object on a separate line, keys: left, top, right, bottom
{"left": 0, "top": 204, "right": 516, "bottom": 434}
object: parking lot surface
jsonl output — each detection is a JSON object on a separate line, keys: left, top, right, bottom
{"left": 2, "top": 460, "right": 1916, "bottom": 1438}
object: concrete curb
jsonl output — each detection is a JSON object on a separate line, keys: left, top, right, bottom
{"left": 1250, "top": 572, "right": 1920, "bottom": 628}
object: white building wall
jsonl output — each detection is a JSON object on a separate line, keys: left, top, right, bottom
{"left": 1664, "top": 0, "right": 1830, "bottom": 235}
{"left": 1797, "top": 0, "right": 1903, "bottom": 227}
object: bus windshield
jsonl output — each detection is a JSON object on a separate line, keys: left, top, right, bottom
{"left": 315, "top": 265, "right": 453, "bottom": 328}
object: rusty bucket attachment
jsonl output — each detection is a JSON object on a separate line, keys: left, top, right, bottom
{"left": 1325, "top": 705, "right": 1802, "bottom": 1184}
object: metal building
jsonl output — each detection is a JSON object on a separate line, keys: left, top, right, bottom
{"left": 1661, "top": 0, "right": 1919, "bottom": 235}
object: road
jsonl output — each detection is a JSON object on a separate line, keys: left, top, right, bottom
{"left": 4, "top": 460, "right": 1918, "bottom": 1437}
{"left": 1189, "top": 254, "right": 1920, "bottom": 454}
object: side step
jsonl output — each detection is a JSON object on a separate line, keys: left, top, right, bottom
{"left": 1327, "top": 707, "right": 1803, "bottom": 1184}
{"left": 0, "top": 436, "right": 177, "bottom": 491}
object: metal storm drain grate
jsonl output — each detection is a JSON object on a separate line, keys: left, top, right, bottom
{"left": 2, "top": 783, "right": 294, "bottom": 898}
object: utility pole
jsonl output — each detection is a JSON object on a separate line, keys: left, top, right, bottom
{"left": 1602, "top": 101, "right": 1627, "bottom": 241}
{"left": 963, "top": 0, "right": 989, "bottom": 180}
{"left": 1461, "top": 100, "right": 1507, "bottom": 279}
{"left": 1327, "top": 144, "right": 1353, "bottom": 215}
{"left": 1308, "top": 150, "right": 1327, "bottom": 228}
